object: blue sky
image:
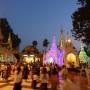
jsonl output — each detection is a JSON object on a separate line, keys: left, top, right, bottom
{"left": 0, "top": 0, "right": 80, "bottom": 51}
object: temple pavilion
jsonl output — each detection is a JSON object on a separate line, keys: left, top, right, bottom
{"left": 0, "top": 30, "right": 16, "bottom": 63}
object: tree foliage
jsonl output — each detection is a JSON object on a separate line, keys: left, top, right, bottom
{"left": 0, "top": 18, "right": 21, "bottom": 49}
{"left": 71, "top": 0, "right": 90, "bottom": 48}
{"left": 43, "top": 38, "right": 49, "bottom": 53}
{"left": 43, "top": 38, "right": 49, "bottom": 48}
{"left": 32, "top": 40, "right": 38, "bottom": 48}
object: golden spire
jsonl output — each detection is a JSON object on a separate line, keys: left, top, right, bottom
{"left": 59, "top": 28, "right": 65, "bottom": 49}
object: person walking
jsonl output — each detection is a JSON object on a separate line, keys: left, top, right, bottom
{"left": 23, "top": 65, "right": 29, "bottom": 81}
{"left": 32, "top": 70, "right": 38, "bottom": 90}
{"left": 13, "top": 67, "right": 22, "bottom": 90}
{"left": 40, "top": 67, "right": 49, "bottom": 90}
{"left": 50, "top": 65, "right": 59, "bottom": 90}
{"left": 80, "top": 67, "right": 88, "bottom": 90}
{"left": 61, "top": 65, "right": 68, "bottom": 80}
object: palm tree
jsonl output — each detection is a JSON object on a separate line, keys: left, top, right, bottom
{"left": 32, "top": 40, "right": 39, "bottom": 54}
{"left": 43, "top": 38, "right": 49, "bottom": 53}
{"left": 32, "top": 40, "right": 38, "bottom": 48}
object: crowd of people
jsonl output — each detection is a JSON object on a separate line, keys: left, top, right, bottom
{"left": 0, "top": 61, "right": 90, "bottom": 90}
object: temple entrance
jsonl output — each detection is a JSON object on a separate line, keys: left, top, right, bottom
{"left": 66, "top": 53, "right": 76, "bottom": 65}
{"left": 48, "top": 57, "right": 54, "bottom": 63}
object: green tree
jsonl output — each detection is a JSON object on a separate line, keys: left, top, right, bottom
{"left": 71, "top": 0, "right": 90, "bottom": 48}
{"left": 0, "top": 18, "right": 21, "bottom": 49}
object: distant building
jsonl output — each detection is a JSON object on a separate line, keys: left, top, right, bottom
{"left": 22, "top": 45, "right": 43, "bottom": 64}
{"left": 0, "top": 30, "right": 16, "bottom": 63}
